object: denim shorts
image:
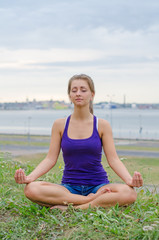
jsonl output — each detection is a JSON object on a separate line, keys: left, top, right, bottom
{"left": 61, "top": 183, "right": 107, "bottom": 196}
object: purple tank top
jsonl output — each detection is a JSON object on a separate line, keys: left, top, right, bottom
{"left": 61, "top": 115, "right": 109, "bottom": 185}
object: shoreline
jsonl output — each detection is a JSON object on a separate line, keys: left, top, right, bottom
{"left": 0, "top": 132, "right": 159, "bottom": 142}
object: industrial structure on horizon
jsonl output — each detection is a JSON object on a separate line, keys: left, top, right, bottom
{"left": 0, "top": 99, "right": 158, "bottom": 110}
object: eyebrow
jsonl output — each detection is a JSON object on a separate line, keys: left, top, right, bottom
{"left": 72, "top": 86, "right": 87, "bottom": 89}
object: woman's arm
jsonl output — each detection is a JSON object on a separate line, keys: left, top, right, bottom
{"left": 15, "top": 119, "right": 63, "bottom": 184}
{"left": 99, "top": 119, "right": 143, "bottom": 187}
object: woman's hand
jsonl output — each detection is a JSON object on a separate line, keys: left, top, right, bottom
{"left": 14, "top": 168, "right": 32, "bottom": 184}
{"left": 128, "top": 171, "right": 143, "bottom": 188}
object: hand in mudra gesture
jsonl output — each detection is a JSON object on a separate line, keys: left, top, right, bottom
{"left": 129, "top": 171, "right": 143, "bottom": 188}
{"left": 14, "top": 168, "right": 31, "bottom": 184}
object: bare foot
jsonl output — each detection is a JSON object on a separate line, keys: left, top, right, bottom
{"left": 98, "top": 187, "right": 111, "bottom": 194}
{"left": 50, "top": 205, "right": 68, "bottom": 211}
{"left": 50, "top": 187, "right": 111, "bottom": 211}
{"left": 87, "top": 187, "right": 111, "bottom": 201}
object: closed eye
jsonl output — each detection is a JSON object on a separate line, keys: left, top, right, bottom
{"left": 71, "top": 87, "right": 88, "bottom": 92}
{"left": 81, "top": 87, "right": 87, "bottom": 92}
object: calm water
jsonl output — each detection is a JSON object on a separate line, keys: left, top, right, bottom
{"left": 0, "top": 108, "right": 159, "bottom": 139}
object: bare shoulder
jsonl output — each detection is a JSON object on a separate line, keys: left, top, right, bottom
{"left": 98, "top": 118, "right": 112, "bottom": 137}
{"left": 98, "top": 118, "right": 111, "bottom": 128}
{"left": 51, "top": 118, "right": 66, "bottom": 135}
{"left": 53, "top": 118, "right": 66, "bottom": 125}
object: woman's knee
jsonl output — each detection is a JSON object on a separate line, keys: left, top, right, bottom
{"left": 122, "top": 185, "right": 137, "bottom": 204}
{"left": 24, "top": 182, "right": 39, "bottom": 200}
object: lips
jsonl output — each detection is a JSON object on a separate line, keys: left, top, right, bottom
{"left": 75, "top": 98, "right": 82, "bottom": 101}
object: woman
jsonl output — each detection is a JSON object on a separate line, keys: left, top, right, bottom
{"left": 15, "top": 74, "right": 143, "bottom": 210}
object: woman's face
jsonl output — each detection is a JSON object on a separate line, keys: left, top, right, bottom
{"left": 69, "top": 79, "right": 94, "bottom": 107}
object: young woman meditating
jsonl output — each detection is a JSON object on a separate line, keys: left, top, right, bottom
{"left": 15, "top": 74, "right": 143, "bottom": 210}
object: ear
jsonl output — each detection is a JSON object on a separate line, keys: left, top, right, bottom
{"left": 91, "top": 92, "right": 95, "bottom": 101}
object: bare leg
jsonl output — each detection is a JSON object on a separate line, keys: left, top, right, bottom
{"left": 51, "top": 186, "right": 111, "bottom": 210}
{"left": 24, "top": 181, "right": 110, "bottom": 207}
{"left": 75, "top": 184, "right": 137, "bottom": 210}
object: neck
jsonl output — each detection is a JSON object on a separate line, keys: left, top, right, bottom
{"left": 72, "top": 105, "right": 93, "bottom": 120}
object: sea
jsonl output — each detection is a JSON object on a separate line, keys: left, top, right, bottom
{"left": 0, "top": 108, "right": 159, "bottom": 140}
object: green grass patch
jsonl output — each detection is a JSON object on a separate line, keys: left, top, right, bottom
{"left": 0, "top": 152, "right": 159, "bottom": 239}
{"left": 14, "top": 153, "right": 159, "bottom": 185}
{"left": 102, "top": 155, "right": 159, "bottom": 185}
{"left": 0, "top": 134, "right": 50, "bottom": 147}
{"left": 0, "top": 140, "right": 49, "bottom": 147}
{"left": 1, "top": 134, "right": 159, "bottom": 152}
{"left": 0, "top": 134, "right": 50, "bottom": 140}
{"left": 115, "top": 145, "right": 159, "bottom": 152}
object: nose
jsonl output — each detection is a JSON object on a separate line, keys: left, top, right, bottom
{"left": 76, "top": 89, "right": 81, "bottom": 95}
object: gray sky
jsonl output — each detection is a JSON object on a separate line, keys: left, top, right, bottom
{"left": 0, "top": 0, "right": 159, "bottom": 103}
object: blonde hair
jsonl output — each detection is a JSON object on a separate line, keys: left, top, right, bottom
{"left": 68, "top": 74, "right": 95, "bottom": 114}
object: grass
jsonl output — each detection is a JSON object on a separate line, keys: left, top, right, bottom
{"left": 1, "top": 133, "right": 159, "bottom": 151}
{"left": 104, "top": 156, "right": 159, "bottom": 185}
{"left": 0, "top": 134, "right": 50, "bottom": 140}
{"left": 0, "top": 151, "right": 159, "bottom": 239}
{"left": 0, "top": 140, "right": 49, "bottom": 147}
{"left": 116, "top": 145, "right": 159, "bottom": 152}
{"left": 14, "top": 152, "right": 159, "bottom": 185}
{"left": 0, "top": 134, "right": 50, "bottom": 147}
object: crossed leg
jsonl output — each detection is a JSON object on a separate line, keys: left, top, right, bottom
{"left": 24, "top": 181, "right": 109, "bottom": 208}
{"left": 24, "top": 182, "right": 137, "bottom": 210}
{"left": 75, "top": 183, "right": 137, "bottom": 210}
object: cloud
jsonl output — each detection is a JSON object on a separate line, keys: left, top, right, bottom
{"left": 1, "top": 0, "right": 159, "bottom": 49}
{"left": 1, "top": 22, "right": 159, "bottom": 71}
{"left": 0, "top": 48, "right": 106, "bottom": 69}
{"left": 0, "top": 0, "right": 159, "bottom": 103}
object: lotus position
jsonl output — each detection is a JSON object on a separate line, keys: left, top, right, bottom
{"left": 15, "top": 74, "right": 143, "bottom": 210}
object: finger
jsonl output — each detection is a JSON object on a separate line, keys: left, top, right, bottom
{"left": 105, "top": 187, "right": 111, "bottom": 193}
{"left": 131, "top": 172, "right": 136, "bottom": 187}
{"left": 133, "top": 171, "right": 143, "bottom": 187}
{"left": 17, "top": 168, "right": 22, "bottom": 183}
{"left": 101, "top": 187, "right": 111, "bottom": 194}
{"left": 135, "top": 172, "right": 141, "bottom": 187}
{"left": 136, "top": 172, "right": 143, "bottom": 187}
{"left": 132, "top": 171, "right": 139, "bottom": 187}
{"left": 20, "top": 169, "right": 26, "bottom": 184}
{"left": 16, "top": 168, "right": 24, "bottom": 184}
{"left": 137, "top": 172, "right": 143, "bottom": 187}
{"left": 20, "top": 169, "right": 24, "bottom": 184}
{"left": 15, "top": 169, "right": 21, "bottom": 183}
